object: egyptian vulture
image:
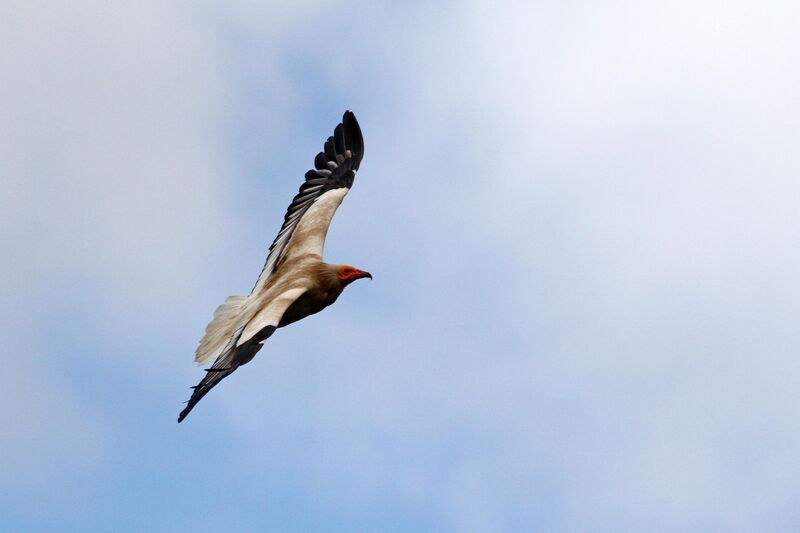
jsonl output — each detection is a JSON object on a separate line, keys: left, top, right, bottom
{"left": 178, "top": 111, "right": 369, "bottom": 422}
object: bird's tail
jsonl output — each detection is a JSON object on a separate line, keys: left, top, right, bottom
{"left": 195, "top": 295, "right": 248, "bottom": 365}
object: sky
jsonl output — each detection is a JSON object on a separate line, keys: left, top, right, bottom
{"left": 2, "top": 1, "right": 799, "bottom": 531}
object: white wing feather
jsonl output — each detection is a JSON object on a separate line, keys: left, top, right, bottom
{"left": 238, "top": 287, "right": 308, "bottom": 346}
{"left": 280, "top": 188, "right": 348, "bottom": 264}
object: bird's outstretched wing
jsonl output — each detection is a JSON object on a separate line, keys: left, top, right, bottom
{"left": 250, "top": 110, "right": 364, "bottom": 295}
{"left": 180, "top": 287, "right": 308, "bottom": 422}
{"left": 178, "top": 326, "right": 269, "bottom": 423}
{"left": 181, "top": 111, "right": 364, "bottom": 422}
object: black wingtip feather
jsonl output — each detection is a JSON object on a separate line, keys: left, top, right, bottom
{"left": 178, "top": 366, "right": 235, "bottom": 423}
{"left": 249, "top": 110, "right": 365, "bottom": 294}
{"left": 342, "top": 111, "right": 363, "bottom": 169}
{"left": 333, "top": 124, "right": 343, "bottom": 153}
{"left": 324, "top": 138, "right": 336, "bottom": 160}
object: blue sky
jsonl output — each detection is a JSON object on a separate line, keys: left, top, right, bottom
{"left": 2, "top": 1, "right": 800, "bottom": 531}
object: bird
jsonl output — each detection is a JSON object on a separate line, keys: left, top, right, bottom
{"left": 178, "top": 111, "right": 370, "bottom": 423}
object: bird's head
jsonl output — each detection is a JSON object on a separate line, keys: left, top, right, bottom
{"left": 337, "top": 265, "right": 372, "bottom": 285}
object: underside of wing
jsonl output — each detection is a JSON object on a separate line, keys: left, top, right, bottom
{"left": 238, "top": 287, "right": 308, "bottom": 345}
{"left": 251, "top": 111, "right": 364, "bottom": 294}
{"left": 178, "top": 326, "right": 271, "bottom": 422}
{"left": 179, "top": 287, "right": 309, "bottom": 422}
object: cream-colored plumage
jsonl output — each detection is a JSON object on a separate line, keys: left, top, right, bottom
{"left": 194, "top": 188, "right": 346, "bottom": 364}
{"left": 179, "top": 111, "right": 368, "bottom": 422}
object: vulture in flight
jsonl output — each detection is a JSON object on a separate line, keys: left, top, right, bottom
{"left": 178, "top": 111, "right": 369, "bottom": 422}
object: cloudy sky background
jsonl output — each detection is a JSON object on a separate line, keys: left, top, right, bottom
{"left": 2, "top": 1, "right": 799, "bottom": 531}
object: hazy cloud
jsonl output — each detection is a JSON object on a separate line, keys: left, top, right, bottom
{"left": 2, "top": 1, "right": 799, "bottom": 531}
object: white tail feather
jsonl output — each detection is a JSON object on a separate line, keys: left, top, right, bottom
{"left": 195, "top": 295, "right": 247, "bottom": 364}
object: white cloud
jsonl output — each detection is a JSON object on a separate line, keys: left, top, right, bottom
{"left": 0, "top": 2, "right": 257, "bottom": 362}
{"left": 211, "top": 2, "right": 800, "bottom": 530}
{"left": 2, "top": 1, "right": 800, "bottom": 530}
{"left": 0, "top": 0, "right": 234, "bottom": 492}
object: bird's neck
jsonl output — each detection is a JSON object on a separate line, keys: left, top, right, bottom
{"left": 319, "top": 262, "right": 346, "bottom": 291}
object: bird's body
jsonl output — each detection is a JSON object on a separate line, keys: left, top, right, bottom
{"left": 178, "top": 111, "right": 369, "bottom": 422}
{"left": 277, "top": 268, "right": 342, "bottom": 327}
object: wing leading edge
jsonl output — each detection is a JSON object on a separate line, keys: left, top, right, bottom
{"left": 251, "top": 111, "right": 364, "bottom": 294}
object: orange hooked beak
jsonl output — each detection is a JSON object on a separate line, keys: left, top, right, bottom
{"left": 352, "top": 268, "right": 372, "bottom": 281}
{"left": 339, "top": 265, "right": 373, "bottom": 283}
